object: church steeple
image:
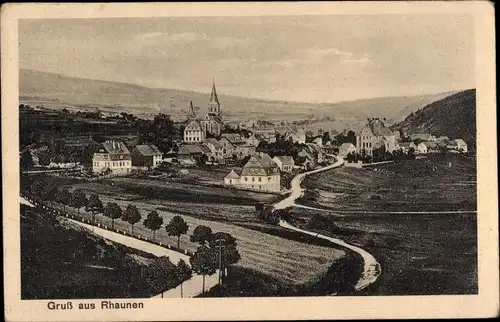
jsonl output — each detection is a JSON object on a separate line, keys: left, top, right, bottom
{"left": 208, "top": 80, "right": 220, "bottom": 116}
{"left": 187, "top": 100, "right": 197, "bottom": 120}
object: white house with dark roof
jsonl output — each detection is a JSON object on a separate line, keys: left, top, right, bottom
{"left": 92, "top": 140, "right": 132, "bottom": 174}
{"left": 450, "top": 139, "right": 468, "bottom": 153}
{"left": 131, "top": 144, "right": 163, "bottom": 168}
{"left": 272, "top": 156, "right": 295, "bottom": 173}
{"left": 224, "top": 153, "right": 280, "bottom": 192}
{"left": 224, "top": 170, "right": 240, "bottom": 185}
{"left": 184, "top": 119, "right": 205, "bottom": 143}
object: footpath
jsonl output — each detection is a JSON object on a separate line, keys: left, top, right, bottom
{"left": 20, "top": 196, "right": 219, "bottom": 298}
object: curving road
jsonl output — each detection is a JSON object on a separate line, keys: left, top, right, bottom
{"left": 272, "top": 157, "right": 382, "bottom": 292}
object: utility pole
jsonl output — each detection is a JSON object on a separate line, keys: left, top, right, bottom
{"left": 214, "top": 238, "right": 225, "bottom": 285}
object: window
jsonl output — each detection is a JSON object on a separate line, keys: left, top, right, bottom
{"left": 258, "top": 177, "right": 262, "bottom": 182}
{"left": 244, "top": 177, "right": 248, "bottom": 182}
{"left": 252, "top": 177, "right": 255, "bottom": 182}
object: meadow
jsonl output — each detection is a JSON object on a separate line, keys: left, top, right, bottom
{"left": 293, "top": 153, "right": 478, "bottom": 295}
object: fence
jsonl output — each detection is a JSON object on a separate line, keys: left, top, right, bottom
{"left": 21, "top": 194, "right": 195, "bottom": 257}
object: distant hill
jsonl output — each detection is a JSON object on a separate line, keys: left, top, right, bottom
{"left": 20, "top": 68, "right": 460, "bottom": 131}
{"left": 391, "top": 89, "right": 476, "bottom": 148}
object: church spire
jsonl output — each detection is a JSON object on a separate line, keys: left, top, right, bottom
{"left": 208, "top": 80, "right": 220, "bottom": 116}
{"left": 209, "top": 80, "right": 219, "bottom": 105}
{"left": 187, "top": 100, "right": 197, "bottom": 120}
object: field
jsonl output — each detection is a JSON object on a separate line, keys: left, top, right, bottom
{"left": 301, "top": 153, "right": 476, "bottom": 212}
{"left": 293, "top": 153, "right": 478, "bottom": 295}
{"left": 48, "top": 177, "right": 346, "bottom": 287}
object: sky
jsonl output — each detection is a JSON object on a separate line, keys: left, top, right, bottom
{"left": 19, "top": 15, "right": 475, "bottom": 103}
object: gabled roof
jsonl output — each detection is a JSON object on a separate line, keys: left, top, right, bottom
{"left": 454, "top": 139, "right": 467, "bottom": 146}
{"left": 225, "top": 170, "right": 240, "bottom": 179}
{"left": 221, "top": 133, "right": 246, "bottom": 145}
{"left": 179, "top": 144, "right": 204, "bottom": 155}
{"left": 134, "top": 145, "right": 162, "bottom": 156}
{"left": 241, "top": 153, "right": 279, "bottom": 176}
{"left": 206, "top": 138, "right": 223, "bottom": 149}
{"left": 101, "top": 141, "right": 130, "bottom": 154}
{"left": 399, "top": 142, "right": 415, "bottom": 148}
{"left": 273, "top": 156, "right": 294, "bottom": 165}
{"left": 422, "top": 141, "right": 437, "bottom": 149}
{"left": 185, "top": 119, "right": 203, "bottom": 130}
{"left": 200, "top": 144, "right": 212, "bottom": 154}
{"left": 339, "top": 143, "right": 355, "bottom": 149}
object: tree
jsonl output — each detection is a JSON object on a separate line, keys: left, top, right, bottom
{"left": 176, "top": 259, "right": 192, "bottom": 298}
{"left": 165, "top": 215, "right": 189, "bottom": 249}
{"left": 122, "top": 204, "right": 142, "bottom": 234}
{"left": 55, "top": 189, "right": 71, "bottom": 212}
{"left": 103, "top": 202, "right": 122, "bottom": 229}
{"left": 190, "top": 245, "right": 216, "bottom": 293}
{"left": 85, "top": 194, "right": 103, "bottom": 225}
{"left": 190, "top": 225, "right": 213, "bottom": 245}
{"left": 70, "top": 189, "right": 88, "bottom": 215}
{"left": 144, "top": 256, "right": 179, "bottom": 297}
{"left": 143, "top": 210, "right": 163, "bottom": 240}
{"left": 20, "top": 150, "right": 34, "bottom": 169}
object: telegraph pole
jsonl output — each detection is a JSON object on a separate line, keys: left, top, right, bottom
{"left": 214, "top": 238, "right": 225, "bottom": 285}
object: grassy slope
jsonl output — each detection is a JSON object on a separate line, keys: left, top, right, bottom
{"left": 20, "top": 69, "right": 454, "bottom": 128}
{"left": 392, "top": 89, "right": 476, "bottom": 148}
{"left": 21, "top": 204, "right": 160, "bottom": 299}
{"left": 302, "top": 153, "right": 476, "bottom": 212}
{"left": 294, "top": 154, "right": 478, "bottom": 295}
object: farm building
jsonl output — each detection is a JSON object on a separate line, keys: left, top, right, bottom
{"left": 131, "top": 144, "right": 163, "bottom": 168}
{"left": 272, "top": 156, "right": 295, "bottom": 173}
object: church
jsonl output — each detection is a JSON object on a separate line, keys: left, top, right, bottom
{"left": 185, "top": 81, "right": 223, "bottom": 141}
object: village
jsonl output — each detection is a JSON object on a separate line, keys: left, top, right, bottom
{"left": 20, "top": 81, "right": 470, "bottom": 195}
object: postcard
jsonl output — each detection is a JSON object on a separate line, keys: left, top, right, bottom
{"left": 2, "top": 2, "right": 498, "bottom": 321}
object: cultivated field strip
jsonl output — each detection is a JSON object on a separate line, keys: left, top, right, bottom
{"left": 59, "top": 194, "right": 345, "bottom": 285}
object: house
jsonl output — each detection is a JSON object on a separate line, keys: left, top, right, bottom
{"left": 398, "top": 142, "right": 417, "bottom": 154}
{"left": 284, "top": 128, "right": 306, "bottom": 144}
{"left": 224, "top": 170, "right": 240, "bottom": 185}
{"left": 253, "top": 127, "right": 277, "bottom": 143}
{"left": 239, "top": 153, "right": 281, "bottom": 192}
{"left": 416, "top": 142, "right": 428, "bottom": 154}
{"left": 355, "top": 118, "right": 397, "bottom": 156}
{"left": 338, "top": 143, "right": 356, "bottom": 157}
{"left": 220, "top": 133, "right": 255, "bottom": 159}
{"left": 410, "top": 133, "right": 436, "bottom": 142}
{"left": 131, "top": 144, "right": 163, "bottom": 168}
{"left": 205, "top": 138, "right": 224, "bottom": 161}
{"left": 246, "top": 134, "right": 261, "bottom": 146}
{"left": 272, "top": 156, "right": 295, "bottom": 173}
{"left": 424, "top": 141, "right": 439, "bottom": 153}
{"left": 184, "top": 119, "right": 205, "bottom": 143}
{"left": 450, "top": 139, "right": 468, "bottom": 153}
{"left": 92, "top": 140, "right": 132, "bottom": 174}
{"left": 312, "top": 136, "right": 323, "bottom": 146}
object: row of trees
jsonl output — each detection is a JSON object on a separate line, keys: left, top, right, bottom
{"left": 25, "top": 178, "right": 241, "bottom": 293}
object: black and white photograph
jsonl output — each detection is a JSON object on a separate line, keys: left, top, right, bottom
{"left": 2, "top": 2, "right": 498, "bottom": 321}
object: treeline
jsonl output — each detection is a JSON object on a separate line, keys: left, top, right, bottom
{"left": 22, "top": 176, "right": 241, "bottom": 293}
